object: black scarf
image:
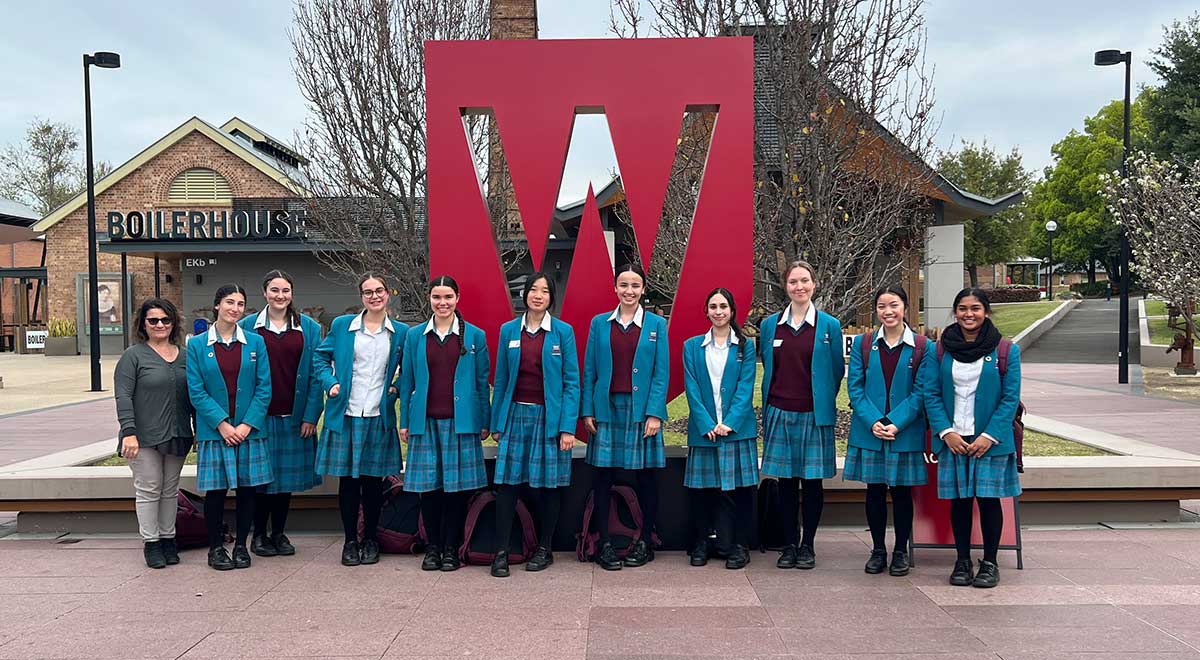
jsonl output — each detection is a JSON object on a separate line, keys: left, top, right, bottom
{"left": 940, "top": 318, "right": 1002, "bottom": 363}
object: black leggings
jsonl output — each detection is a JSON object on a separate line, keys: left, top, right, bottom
{"left": 337, "top": 476, "right": 385, "bottom": 544}
{"left": 690, "top": 486, "right": 755, "bottom": 548}
{"left": 591, "top": 467, "right": 658, "bottom": 543}
{"left": 865, "top": 484, "right": 914, "bottom": 552}
{"left": 950, "top": 497, "right": 1003, "bottom": 562}
{"left": 420, "top": 489, "right": 470, "bottom": 551}
{"left": 779, "top": 477, "right": 824, "bottom": 548}
{"left": 495, "top": 485, "right": 564, "bottom": 551}
{"left": 204, "top": 487, "right": 256, "bottom": 550}
{"left": 253, "top": 492, "right": 293, "bottom": 538}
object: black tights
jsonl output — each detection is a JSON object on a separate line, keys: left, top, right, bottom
{"left": 420, "top": 489, "right": 470, "bottom": 551}
{"left": 950, "top": 497, "right": 1003, "bottom": 562}
{"left": 690, "top": 487, "right": 755, "bottom": 548}
{"left": 253, "top": 492, "right": 293, "bottom": 538}
{"left": 495, "top": 485, "right": 564, "bottom": 550}
{"left": 204, "top": 487, "right": 255, "bottom": 550}
{"left": 779, "top": 477, "right": 824, "bottom": 548}
{"left": 591, "top": 467, "right": 658, "bottom": 543}
{"left": 865, "top": 484, "right": 913, "bottom": 552}
{"left": 337, "top": 476, "right": 385, "bottom": 544}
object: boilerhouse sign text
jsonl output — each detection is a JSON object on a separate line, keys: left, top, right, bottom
{"left": 106, "top": 209, "right": 307, "bottom": 241}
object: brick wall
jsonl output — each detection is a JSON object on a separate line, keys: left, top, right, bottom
{"left": 0, "top": 240, "right": 46, "bottom": 325}
{"left": 44, "top": 130, "right": 294, "bottom": 323}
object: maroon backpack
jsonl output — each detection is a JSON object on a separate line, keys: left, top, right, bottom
{"left": 175, "top": 489, "right": 217, "bottom": 549}
{"left": 937, "top": 338, "right": 1026, "bottom": 472}
{"left": 458, "top": 490, "right": 537, "bottom": 564}
{"left": 357, "top": 475, "right": 427, "bottom": 553}
{"left": 575, "top": 484, "right": 662, "bottom": 561}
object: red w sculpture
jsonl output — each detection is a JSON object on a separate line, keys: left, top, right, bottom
{"left": 426, "top": 37, "right": 754, "bottom": 402}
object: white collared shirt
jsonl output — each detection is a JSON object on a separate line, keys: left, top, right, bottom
{"left": 347, "top": 311, "right": 395, "bottom": 417}
{"left": 702, "top": 329, "right": 739, "bottom": 425}
{"left": 523, "top": 312, "right": 553, "bottom": 336}
{"left": 207, "top": 324, "right": 248, "bottom": 347}
{"left": 875, "top": 324, "right": 916, "bottom": 350}
{"left": 253, "top": 308, "right": 303, "bottom": 335}
{"left": 938, "top": 357, "right": 996, "bottom": 445}
{"left": 423, "top": 315, "right": 460, "bottom": 340}
{"left": 607, "top": 305, "right": 644, "bottom": 330}
{"left": 778, "top": 303, "right": 817, "bottom": 331}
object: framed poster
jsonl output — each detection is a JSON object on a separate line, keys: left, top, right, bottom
{"left": 75, "top": 272, "right": 132, "bottom": 337}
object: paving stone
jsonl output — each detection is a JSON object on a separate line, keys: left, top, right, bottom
{"left": 968, "top": 623, "right": 1195, "bottom": 654}
{"left": 587, "top": 624, "right": 790, "bottom": 656}
{"left": 385, "top": 626, "right": 587, "bottom": 658}
{"left": 178, "top": 630, "right": 396, "bottom": 658}
{"left": 588, "top": 606, "right": 772, "bottom": 629}
{"left": 775, "top": 626, "right": 989, "bottom": 655}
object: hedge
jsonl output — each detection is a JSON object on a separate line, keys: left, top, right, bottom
{"left": 1070, "top": 281, "right": 1113, "bottom": 297}
{"left": 983, "top": 285, "right": 1041, "bottom": 303}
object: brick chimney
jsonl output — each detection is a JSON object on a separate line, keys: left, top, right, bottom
{"left": 487, "top": 1, "right": 538, "bottom": 243}
{"left": 490, "top": 0, "right": 537, "bottom": 40}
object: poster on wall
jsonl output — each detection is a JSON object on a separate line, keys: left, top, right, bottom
{"left": 76, "top": 273, "right": 127, "bottom": 336}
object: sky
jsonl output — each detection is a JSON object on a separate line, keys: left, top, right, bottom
{"left": 0, "top": 0, "right": 1194, "bottom": 208}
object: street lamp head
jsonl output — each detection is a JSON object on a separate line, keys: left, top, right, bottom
{"left": 1046, "top": 220, "right": 1059, "bottom": 232}
{"left": 1094, "top": 49, "right": 1127, "bottom": 66}
{"left": 87, "top": 52, "right": 121, "bottom": 69}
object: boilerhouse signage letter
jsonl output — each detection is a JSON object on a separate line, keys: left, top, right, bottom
{"left": 106, "top": 209, "right": 307, "bottom": 241}
{"left": 425, "top": 38, "right": 754, "bottom": 398}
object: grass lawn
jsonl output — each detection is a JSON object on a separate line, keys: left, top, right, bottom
{"left": 1147, "top": 317, "right": 1177, "bottom": 345}
{"left": 990, "top": 301, "right": 1061, "bottom": 338}
{"left": 1144, "top": 300, "right": 1168, "bottom": 316}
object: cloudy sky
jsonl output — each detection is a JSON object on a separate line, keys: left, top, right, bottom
{"left": 1, "top": 0, "right": 1193, "bottom": 207}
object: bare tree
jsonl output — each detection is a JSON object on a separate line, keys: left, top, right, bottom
{"left": 1, "top": 118, "right": 112, "bottom": 216}
{"left": 610, "top": 0, "right": 938, "bottom": 321}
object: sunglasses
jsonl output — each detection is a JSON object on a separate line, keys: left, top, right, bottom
{"left": 145, "top": 317, "right": 173, "bottom": 326}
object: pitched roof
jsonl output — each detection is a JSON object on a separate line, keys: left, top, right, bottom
{"left": 32, "top": 117, "right": 306, "bottom": 233}
{"left": 0, "top": 198, "right": 39, "bottom": 225}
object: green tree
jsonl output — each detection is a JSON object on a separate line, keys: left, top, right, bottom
{"left": 1024, "top": 93, "right": 1151, "bottom": 283}
{"left": 1146, "top": 13, "right": 1200, "bottom": 164}
{"left": 0, "top": 118, "right": 111, "bottom": 216}
{"left": 936, "top": 141, "right": 1032, "bottom": 287}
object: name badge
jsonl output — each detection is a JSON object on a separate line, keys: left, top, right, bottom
{"left": 649, "top": 331, "right": 658, "bottom": 342}
{"left": 508, "top": 339, "right": 521, "bottom": 349}
{"left": 773, "top": 339, "right": 784, "bottom": 348}
{"left": 551, "top": 344, "right": 561, "bottom": 356}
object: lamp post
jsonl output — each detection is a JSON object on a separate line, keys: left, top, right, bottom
{"left": 1095, "top": 48, "right": 1132, "bottom": 384}
{"left": 1045, "top": 220, "right": 1058, "bottom": 300}
{"left": 83, "top": 51, "right": 121, "bottom": 392}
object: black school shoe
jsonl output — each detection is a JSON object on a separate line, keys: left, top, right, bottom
{"left": 490, "top": 550, "right": 510, "bottom": 578}
{"left": 251, "top": 535, "right": 278, "bottom": 557}
{"left": 421, "top": 546, "right": 442, "bottom": 571}
{"left": 776, "top": 544, "right": 798, "bottom": 569}
{"left": 341, "top": 540, "right": 362, "bottom": 567}
{"left": 795, "top": 544, "right": 816, "bottom": 570}
{"left": 949, "top": 558, "right": 974, "bottom": 586}
{"left": 595, "top": 542, "right": 622, "bottom": 571}
{"left": 973, "top": 559, "right": 999, "bottom": 588}
{"left": 864, "top": 549, "right": 887, "bottom": 574}
{"left": 232, "top": 545, "right": 252, "bottom": 569}
{"left": 160, "top": 538, "right": 180, "bottom": 565}
{"left": 725, "top": 545, "right": 750, "bottom": 570}
{"left": 272, "top": 534, "right": 296, "bottom": 556}
{"left": 440, "top": 551, "right": 461, "bottom": 572}
{"left": 526, "top": 546, "right": 553, "bottom": 572}
{"left": 623, "top": 540, "right": 655, "bottom": 567}
{"left": 207, "top": 546, "right": 234, "bottom": 571}
{"left": 689, "top": 539, "right": 710, "bottom": 567}
{"left": 889, "top": 551, "right": 911, "bottom": 577}
{"left": 143, "top": 541, "right": 166, "bottom": 569}
{"left": 360, "top": 539, "right": 380, "bottom": 565}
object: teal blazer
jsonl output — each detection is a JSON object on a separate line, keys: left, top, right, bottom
{"left": 186, "top": 330, "right": 272, "bottom": 442}
{"left": 238, "top": 313, "right": 325, "bottom": 427}
{"left": 490, "top": 316, "right": 580, "bottom": 440}
{"left": 757, "top": 310, "right": 844, "bottom": 427}
{"left": 925, "top": 342, "right": 1022, "bottom": 457}
{"left": 312, "top": 313, "right": 407, "bottom": 437}
{"left": 846, "top": 333, "right": 937, "bottom": 453}
{"left": 581, "top": 310, "right": 670, "bottom": 423}
{"left": 682, "top": 334, "right": 757, "bottom": 447}
{"left": 398, "top": 321, "right": 491, "bottom": 435}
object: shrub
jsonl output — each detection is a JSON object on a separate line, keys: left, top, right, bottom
{"left": 983, "top": 285, "right": 1041, "bottom": 303}
{"left": 48, "top": 318, "right": 77, "bottom": 337}
{"left": 1069, "top": 281, "right": 1113, "bottom": 298}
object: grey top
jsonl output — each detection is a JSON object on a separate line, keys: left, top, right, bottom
{"left": 114, "top": 342, "right": 195, "bottom": 449}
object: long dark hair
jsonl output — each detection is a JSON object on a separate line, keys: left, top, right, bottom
{"left": 705, "top": 287, "right": 745, "bottom": 343}
{"left": 522, "top": 271, "right": 557, "bottom": 313}
{"left": 212, "top": 284, "right": 248, "bottom": 318}
{"left": 134, "top": 297, "right": 182, "bottom": 345}
{"left": 953, "top": 287, "right": 993, "bottom": 314}
{"left": 262, "top": 269, "right": 300, "bottom": 328}
{"left": 430, "top": 275, "right": 467, "bottom": 356}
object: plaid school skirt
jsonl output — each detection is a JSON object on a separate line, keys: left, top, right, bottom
{"left": 263, "top": 415, "right": 322, "bottom": 494}
{"left": 586, "top": 393, "right": 666, "bottom": 470}
{"left": 495, "top": 403, "right": 572, "bottom": 488}
{"left": 196, "top": 437, "right": 273, "bottom": 492}
{"left": 936, "top": 436, "right": 1022, "bottom": 499}
{"left": 760, "top": 406, "right": 836, "bottom": 480}
{"left": 843, "top": 445, "right": 928, "bottom": 487}
{"left": 315, "top": 415, "right": 402, "bottom": 479}
{"left": 404, "top": 418, "right": 487, "bottom": 493}
{"left": 684, "top": 438, "right": 760, "bottom": 491}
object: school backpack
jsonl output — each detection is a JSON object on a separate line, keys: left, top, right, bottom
{"left": 458, "top": 490, "right": 538, "bottom": 565}
{"left": 357, "top": 475, "right": 427, "bottom": 553}
{"left": 754, "top": 478, "right": 788, "bottom": 552}
{"left": 575, "top": 484, "right": 661, "bottom": 561}
{"left": 175, "top": 489, "right": 218, "bottom": 549}
{"left": 937, "top": 338, "right": 1026, "bottom": 473}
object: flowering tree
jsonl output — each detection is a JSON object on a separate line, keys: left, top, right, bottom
{"left": 1102, "top": 153, "right": 1200, "bottom": 374}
